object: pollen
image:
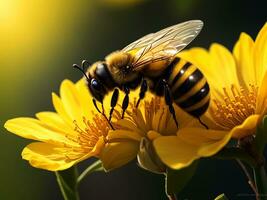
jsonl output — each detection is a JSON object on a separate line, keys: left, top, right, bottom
{"left": 64, "top": 114, "right": 110, "bottom": 160}
{"left": 210, "top": 84, "right": 258, "bottom": 129}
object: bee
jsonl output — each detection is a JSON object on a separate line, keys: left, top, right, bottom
{"left": 73, "top": 20, "right": 209, "bottom": 128}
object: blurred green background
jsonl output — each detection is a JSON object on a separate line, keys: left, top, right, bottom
{"left": 0, "top": 0, "right": 266, "bottom": 199}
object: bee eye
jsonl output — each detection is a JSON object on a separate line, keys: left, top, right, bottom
{"left": 91, "top": 79, "right": 101, "bottom": 91}
{"left": 89, "top": 78, "right": 106, "bottom": 102}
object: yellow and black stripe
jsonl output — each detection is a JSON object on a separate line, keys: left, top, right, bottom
{"left": 167, "top": 57, "right": 210, "bottom": 117}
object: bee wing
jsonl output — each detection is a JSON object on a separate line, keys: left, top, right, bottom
{"left": 122, "top": 20, "right": 203, "bottom": 70}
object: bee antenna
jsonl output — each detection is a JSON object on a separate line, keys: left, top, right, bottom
{"left": 73, "top": 63, "right": 90, "bottom": 81}
{"left": 82, "top": 60, "right": 91, "bottom": 69}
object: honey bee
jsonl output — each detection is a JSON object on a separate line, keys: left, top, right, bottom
{"left": 73, "top": 20, "right": 209, "bottom": 128}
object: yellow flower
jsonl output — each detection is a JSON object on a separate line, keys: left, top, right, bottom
{"left": 4, "top": 79, "right": 118, "bottom": 171}
{"left": 101, "top": 95, "right": 201, "bottom": 172}
{"left": 154, "top": 23, "right": 267, "bottom": 169}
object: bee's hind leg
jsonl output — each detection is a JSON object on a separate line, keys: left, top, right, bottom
{"left": 136, "top": 79, "right": 148, "bottom": 108}
{"left": 162, "top": 80, "right": 179, "bottom": 128}
{"left": 109, "top": 88, "right": 119, "bottom": 121}
{"left": 121, "top": 87, "right": 130, "bottom": 119}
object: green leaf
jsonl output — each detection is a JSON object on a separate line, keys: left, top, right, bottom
{"left": 214, "top": 193, "right": 229, "bottom": 200}
{"left": 253, "top": 165, "right": 267, "bottom": 200}
{"left": 165, "top": 161, "right": 198, "bottom": 195}
{"left": 253, "top": 115, "right": 267, "bottom": 154}
{"left": 77, "top": 159, "right": 104, "bottom": 184}
{"left": 55, "top": 166, "right": 80, "bottom": 200}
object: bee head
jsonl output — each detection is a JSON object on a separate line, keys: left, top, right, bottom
{"left": 73, "top": 60, "right": 107, "bottom": 103}
{"left": 88, "top": 78, "right": 106, "bottom": 102}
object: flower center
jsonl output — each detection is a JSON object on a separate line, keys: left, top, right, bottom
{"left": 143, "top": 97, "right": 165, "bottom": 126}
{"left": 124, "top": 97, "right": 177, "bottom": 137}
{"left": 211, "top": 84, "right": 258, "bottom": 129}
{"left": 66, "top": 115, "right": 110, "bottom": 154}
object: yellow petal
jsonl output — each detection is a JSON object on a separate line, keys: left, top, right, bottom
{"left": 199, "top": 113, "right": 222, "bottom": 130}
{"left": 4, "top": 118, "right": 73, "bottom": 145}
{"left": 36, "top": 112, "right": 75, "bottom": 135}
{"left": 91, "top": 136, "right": 106, "bottom": 156}
{"left": 177, "top": 127, "right": 228, "bottom": 145}
{"left": 256, "top": 71, "right": 267, "bottom": 115}
{"left": 209, "top": 44, "right": 239, "bottom": 88}
{"left": 107, "top": 130, "right": 142, "bottom": 142}
{"left": 60, "top": 80, "right": 83, "bottom": 122}
{"left": 233, "top": 32, "right": 256, "bottom": 88}
{"left": 75, "top": 79, "right": 95, "bottom": 121}
{"left": 52, "top": 92, "right": 73, "bottom": 126}
{"left": 231, "top": 114, "right": 260, "bottom": 139}
{"left": 153, "top": 136, "right": 198, "bottom": 169}
{"left": 157, "top": 108, "right": 177, "bottom": 135}
{"left": 147, "top": 130, "right": 161, "bottom": 140}
{"left": 132, "top": 108, "right": 148, "bottom": 132}
{"left": 154, "top": 128, "right": 230, "bottom": 170}
{"left": 254, "top": 23, "right": 267, "bottom": 84}
{"left": 199, "top": 115, "right": 261, "bottom": 155}
{"left": 156, "top": 109, "right": 169, "bottom": 134}
{"left": 197, "top": 130, "right": 233, "bottom": 156}
{"left": 152, "top": 109, "right": 164, "bottom": 132}
{"left": 22, "top": 142, "right": 91, "bottom": 171}
{"left": 100, "top": 141, "right": 139, "bottom": 171}
{"left": 115, "top": 119, "right": 144, "bottom": 136}
{"left": 158, "top": 107, "right": 261, "bottom": 168}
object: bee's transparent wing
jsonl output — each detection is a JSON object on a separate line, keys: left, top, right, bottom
{"left": 122, "top": 20, "right": 203, "bottom": 70}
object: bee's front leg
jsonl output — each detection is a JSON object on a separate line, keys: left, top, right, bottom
{"left": 121, "top": 86, "right": 130, "bottom": 119}
{"left": 109, "top": 88, "right": 119, "bottom": 122}
{"left": 136, "top": 78, "right": 148, "bottom": 108}
{"left": 92, "top": 98, "right": 114, "bottom": 130}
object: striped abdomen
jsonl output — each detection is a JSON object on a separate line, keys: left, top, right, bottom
{"left": 167, "top": 57, "right": 210, "bottom": 117}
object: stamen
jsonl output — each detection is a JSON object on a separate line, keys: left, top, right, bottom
{"left": 211, "top": 84, "right": 258, "bottom": 129}
{"left": 126, "top": 97, "right": 178, "bottom": 136}
{"left": 64, "top": 114, "right": 110, "bottom": 160}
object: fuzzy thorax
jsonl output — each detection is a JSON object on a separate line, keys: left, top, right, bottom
{"left": 105, "top": 51, "right": 138, "bottom": 84}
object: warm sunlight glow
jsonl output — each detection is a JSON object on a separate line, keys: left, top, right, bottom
{"left": 0, "top": 0, "right": 18, "bottom": 23}
{"left": 0, "top": 1, "right": 92, "bottom": 77}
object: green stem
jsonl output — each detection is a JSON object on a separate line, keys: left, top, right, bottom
{"left": 236, "top": 159, "right": 257, "bottom": 195}
{"left": 77, "top": 160, "right": 103, "bottom": 185}
{"left": 253, "top": 165, "right": 267, "bottom": 200}
{"left": 55, "top": 166, "right": 80, "bottom": 200}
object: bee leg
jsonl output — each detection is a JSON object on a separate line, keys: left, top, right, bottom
{"left": 198, "top": 117, "right": 209, "bottom": 129}
{"left": 92, "top": 98, "right": 114, "bottom": 130}
{"left": 163, "top": 80, "right": 179, "bottom": 128}
{"left": 92, "top": 98, "right": 102, "bottom": 113}
{"left": 136, "top": 79, "right": 148, "bottom": 108}
{"left": 121, "top": 87, "right": 130, "bottom": 119}
{"left": 109, "top": 88, "right": 119, "bottom": 122}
